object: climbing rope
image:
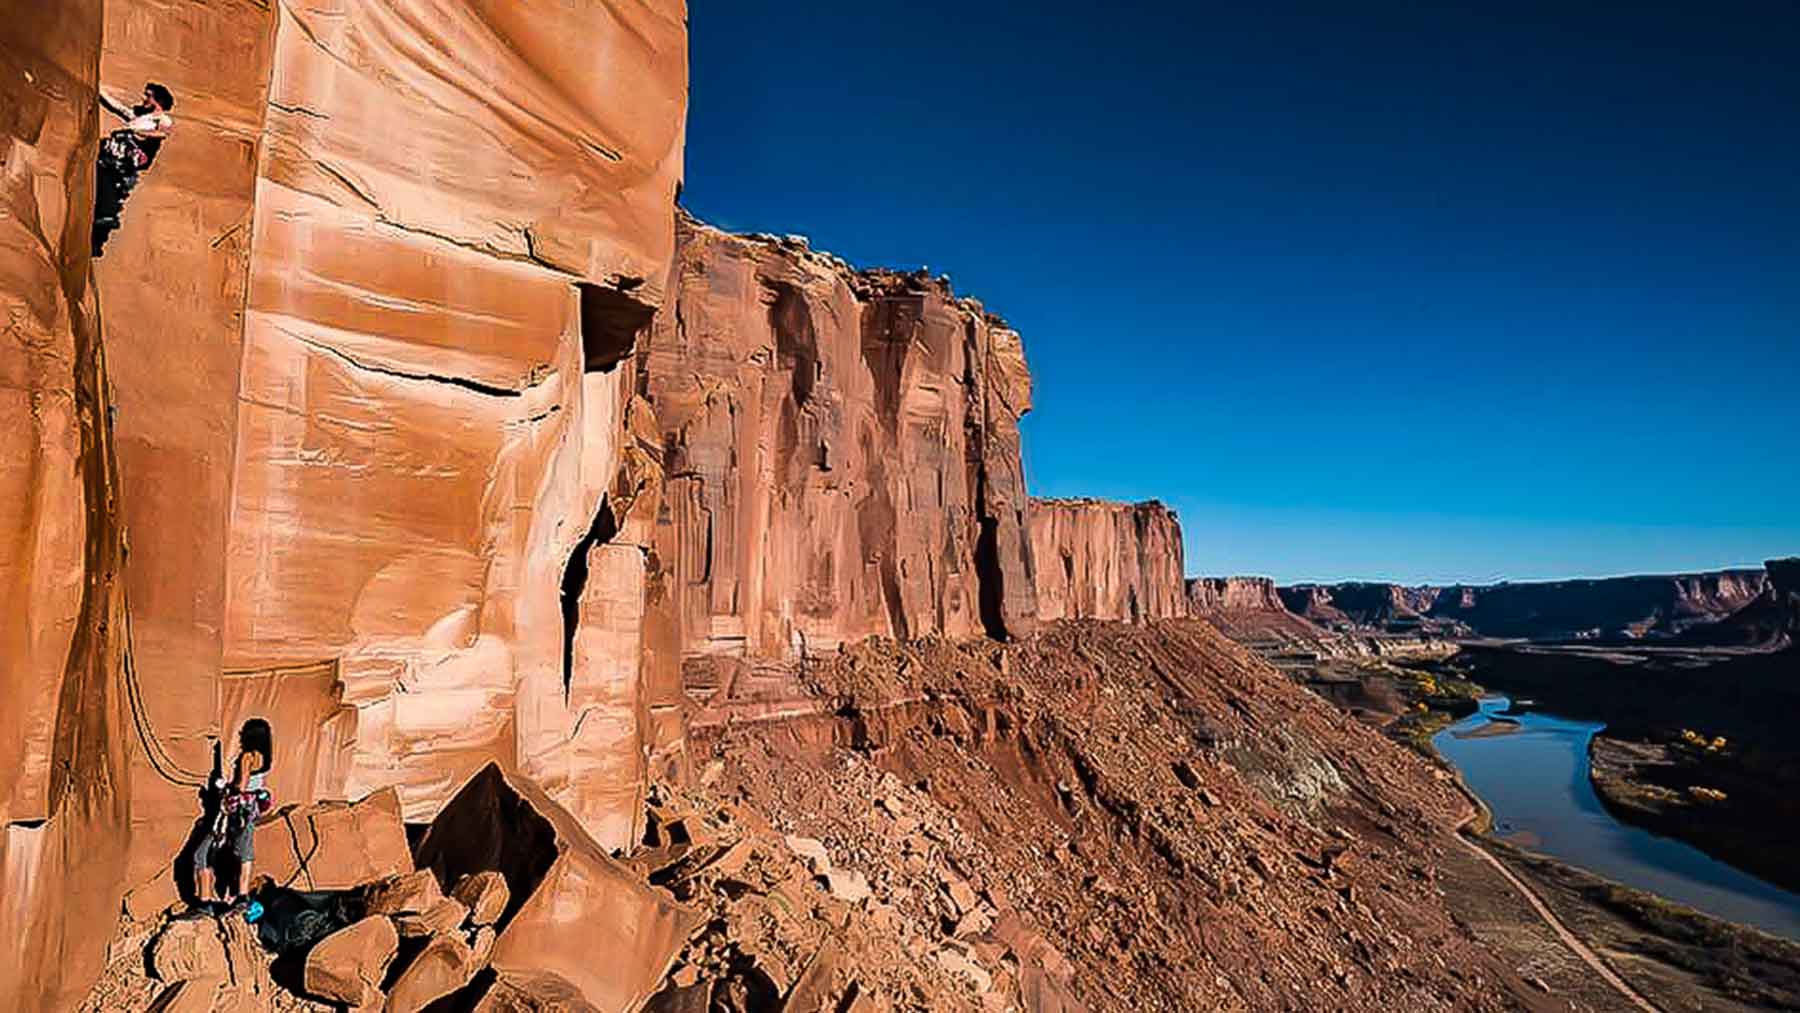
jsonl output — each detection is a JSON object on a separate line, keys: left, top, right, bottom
{"left": 89, "top": 287, "right": 212, "bottom": 790}
{"left": 120, "top": 583, "right": 211, "bottom": 789}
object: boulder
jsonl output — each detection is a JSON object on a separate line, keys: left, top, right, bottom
{"left": 218, "top": 910, "right": 276, "bottom": 999}
{"left": 451, "top": 871, "right": 512, "bottom": 926}
{"left": 303, "top": 915, "right": 399, "bottom": 1007}
{"left": 782, "top": 942, "right": 842, "bottom": 1013}
{"left": 395, "top": 898, "right": 470, "bottom": 939}
{"left": 367, "top": 869, "right": 444, "bottom": 917}
{"left": 783, "top": 835, "right": 831, "bottom": 875}
{"left": 385, "top": 931, "right": 480, "bottom": 1013}
{"left": 1018, "top": 965, "right": 1089, "bottom": 1013}
{"left": 256, "top": 788, "right": 413, "bottom": 890}
{"left": 148, "top": 918, "right": 228, "bottom": 983}
{"left": 416, "top": 764, "right": 704, "bottom": 1012}
{"left": 823, "top": 868, "right": 870, "bottom": 904}
{"left": 942, "top": 877, "right": 979, "bottom": 916}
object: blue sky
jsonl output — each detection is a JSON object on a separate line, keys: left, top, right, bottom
{"left": 683, "top": 3, "right": 1799, "bottom": 584}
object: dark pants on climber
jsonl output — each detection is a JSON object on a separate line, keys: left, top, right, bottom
{"left": 93, "top": 132, "right": 142, "bottom": 258}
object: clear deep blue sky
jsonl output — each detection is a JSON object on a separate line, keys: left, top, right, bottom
{"left": 683, "top": 3, "right": 1799, "bottom": 584}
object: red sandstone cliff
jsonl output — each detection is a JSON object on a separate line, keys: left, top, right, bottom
{"left": 1029, "top": 498, "right": 1186, "bottom": 622}
{"left": 1187, "top": 575, "right": 1285, "bottom": 613}
{"left": 1, "top": 6, "right": 133, "bottom": 1007}
{"left": 1188, "top": 576, "right": 1329, "bottom": 644}
{"left": 5, "top": 6, "right": 690, "bottom": 1006}
{"left": 1425, "top": 569, "right": 1768, "bottom": 640}
{"left": 1278, "top": 571, "right": 1769, "bottom": 642}
{"left": 84, "top": 1, "right": 690, "bottom": 869}
{"left": 1277, "top": 582, "right": 1448, "bottom": 632}
{"left": 634, "top": 219, "right": 1039, "bottom": 772}
{"left": 641, "top": 218, "right": 1036, "bottom": 657}
{"left": 1688, "top": 558, "right": 1800, "bottom": 649}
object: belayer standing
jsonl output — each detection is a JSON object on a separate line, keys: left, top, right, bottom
{"left": 195, "top": 718, "right": 274, "bottom": 909}
{"left": 93, "top": 81, "right": 174, "bottom": 258}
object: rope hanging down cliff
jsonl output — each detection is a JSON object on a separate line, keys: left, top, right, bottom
{"left": 91, "top": 287, "right": 211, "bottom": 790}
{"left": 120, "top": 585, "right": 210, "bottom": 789}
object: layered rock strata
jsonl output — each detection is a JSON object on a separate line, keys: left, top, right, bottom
{"left": 1431, "top": 569, "right": 1770, "bottom": 640}
{"left": 1187, "top": 575, "right": 1284, "bottom": 613}
{"left": 635, "top": 219, "right": 1041, "bottom": 771}
{"left": 1188, "top": 577, "right": 1452, "bottom": 664}
{"left": 1029, "top": 498, "right": 1186, "bottom": 622}
{"left": 1277, "top": 582, "right": 1454, "bottom": 634}
{"left": 1691, "top": 558, "right": 1800, "bottom": 649}
{"left": 1281, "top": 569, "right": 1770, "bottom": 641}
{"left": 642, "top": 219, "right": 1038, "bottom": 658}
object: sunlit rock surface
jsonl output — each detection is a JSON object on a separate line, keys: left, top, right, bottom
{"left": 1029, "top": 497, "right": 1186, "bottom": 622}
{"left": 638, "top": 218, "right": 1038, "bottom": 697}
{"left": 1, "top": 3, "right": 132, "bottom": 1007}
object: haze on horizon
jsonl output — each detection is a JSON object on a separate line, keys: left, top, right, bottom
{"left": 683, "top": 2, "right": 1800, "bottom": 586}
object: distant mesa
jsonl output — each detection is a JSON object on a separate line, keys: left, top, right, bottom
{"left": 1264, "top": 568, "right": 1771, "bottom": 644}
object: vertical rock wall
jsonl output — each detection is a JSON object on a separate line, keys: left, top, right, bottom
{"left": 1188, "top": 576, "right": 1287, "bottom": 614}
{"left": 11, "top": 0, "right": 689, "bottom": 890}
{"left": 97, "top": 0, "right": 281, "bottom": 890}
{"left": 1029, "top": 498, "right": 1187, "bottom": 622}
{"left": 1, "top": 3, "right": 133, "bottom": 1007}
{"left": 217, "top": 0, "right": 688, "bottom": 845}
{"left": 639, "top": 219, "right": 1038, "bottom": 672}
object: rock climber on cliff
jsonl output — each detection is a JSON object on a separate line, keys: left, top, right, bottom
{"left": 92, "top": 81, "right": 174, "bottom": 258}
{"left": 193, "top": 718, "right": 274, "bottom": 910}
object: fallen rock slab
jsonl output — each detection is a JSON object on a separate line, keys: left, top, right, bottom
{"left": 367, "top": 868, "right": 444, "bottom": 916}
{"left": 784, "top": 835, "right": 831, "bottom": 874}
{"left": 823, "top": 867, "right": 870, "bottom": 904}
{"left": 934, "top": 948, "right": 992, "bottom": 994}
{"left": 470, "top": 925, "right": 497, "bottom": 966}
{"left": 303, "top": 915, "right": 398, "bottom": 1007}
{"left": 256, "top": 787, "right": 413, "bottom": 890}
{"left": 385, "top": 930, "right": 479, "bottom": 1013}
{"left": 416, "top": 763, "right": 704, "bottom": 1012}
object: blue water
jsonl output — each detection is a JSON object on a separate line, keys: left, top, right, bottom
{"left": 1434, "top": 696, "right": 1800, "bottom": 941}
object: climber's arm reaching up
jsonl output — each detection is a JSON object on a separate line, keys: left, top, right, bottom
{"left": 97, "top": 88, "right": 133, "bottom": 121}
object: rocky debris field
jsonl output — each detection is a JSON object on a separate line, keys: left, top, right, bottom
{"left": 81, "top": 620, "right": 1581, "bottom": 1012}
{"left": 685, "top": 620, "right": 1569, "bottom": 1012}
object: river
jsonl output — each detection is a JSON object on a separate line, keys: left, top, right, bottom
{"left": 1434, "top": 696, "right": 1800, "bottom": 941}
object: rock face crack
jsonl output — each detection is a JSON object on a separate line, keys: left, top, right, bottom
{"left": 560, "top": 498, "right": 620, "bottom": 702}
{"left": 268, "top": 99, "right": 328, "bottom": 119}
{"left": 292, "top": 334, "right": 534, "bottom": 398}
